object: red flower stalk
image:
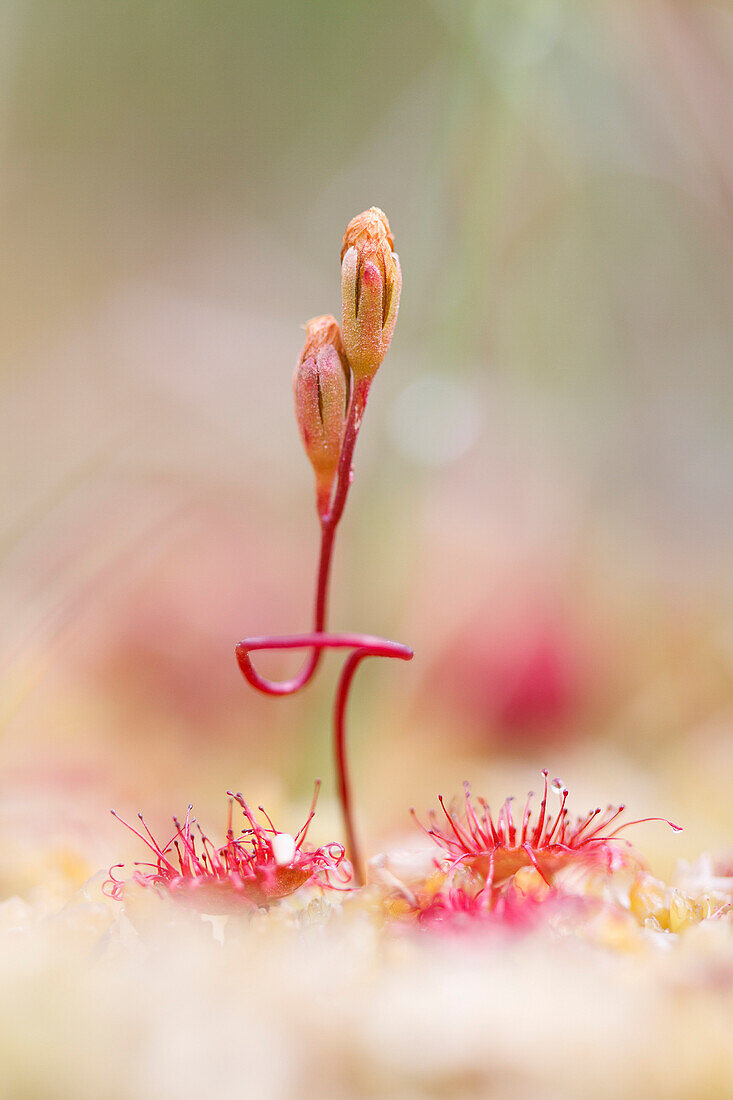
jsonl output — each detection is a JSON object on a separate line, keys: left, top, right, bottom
{"left": 235, "top": 209, "right": 409, "bottom": 884}
{"left": 105, "top": 782, "right": 350, "bottom": 913}
{"left": 413, "top": 771, "right": 681, "bottom": 890}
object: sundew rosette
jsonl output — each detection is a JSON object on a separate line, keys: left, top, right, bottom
{"left": 106, "top": 785, "right": 350, "bottom": 913}
{"left": 410, "top": 772, "right": 681, "bottom": 921}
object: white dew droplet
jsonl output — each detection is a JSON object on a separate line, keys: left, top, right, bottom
{"left": 551, "top": 778, "right": 564, "bottom": 794}
{"left": 270, "top": 832, "right": 297, "bottom": 867}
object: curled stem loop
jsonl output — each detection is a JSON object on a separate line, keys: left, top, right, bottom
{"left": 236, "top": 632, "right": 413, "bottom": 883}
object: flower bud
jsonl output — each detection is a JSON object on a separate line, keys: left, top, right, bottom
{"left": 293, "top": 315, "right": 350, "bottom": 517}
{"left": 341, "top": 207, "right": 401, "bottom": 380}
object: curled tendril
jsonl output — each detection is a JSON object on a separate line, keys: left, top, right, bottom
{"left": 236, "top": 632, "right": 413, "bottom": 884}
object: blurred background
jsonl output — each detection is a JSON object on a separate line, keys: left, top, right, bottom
{"left": 2, "top": 0, "right": 733, "bottom": 895}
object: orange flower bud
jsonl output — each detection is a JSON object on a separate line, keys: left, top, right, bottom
{"left": 293, "top": 315, "right": 350, "bottom": 517}
{"left": 341, "top": 207, "right": 401, "bottom": 380}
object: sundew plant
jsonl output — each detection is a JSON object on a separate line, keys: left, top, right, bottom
{"left": 111, "top": 207, "right": 683, "bottom": 928}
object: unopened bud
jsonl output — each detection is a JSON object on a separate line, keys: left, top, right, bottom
{"left": 293, "top": 315, "right": 350, "bottom": 517}
{"left": 341, "top": 207, "right": 401, "bottom": 380}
